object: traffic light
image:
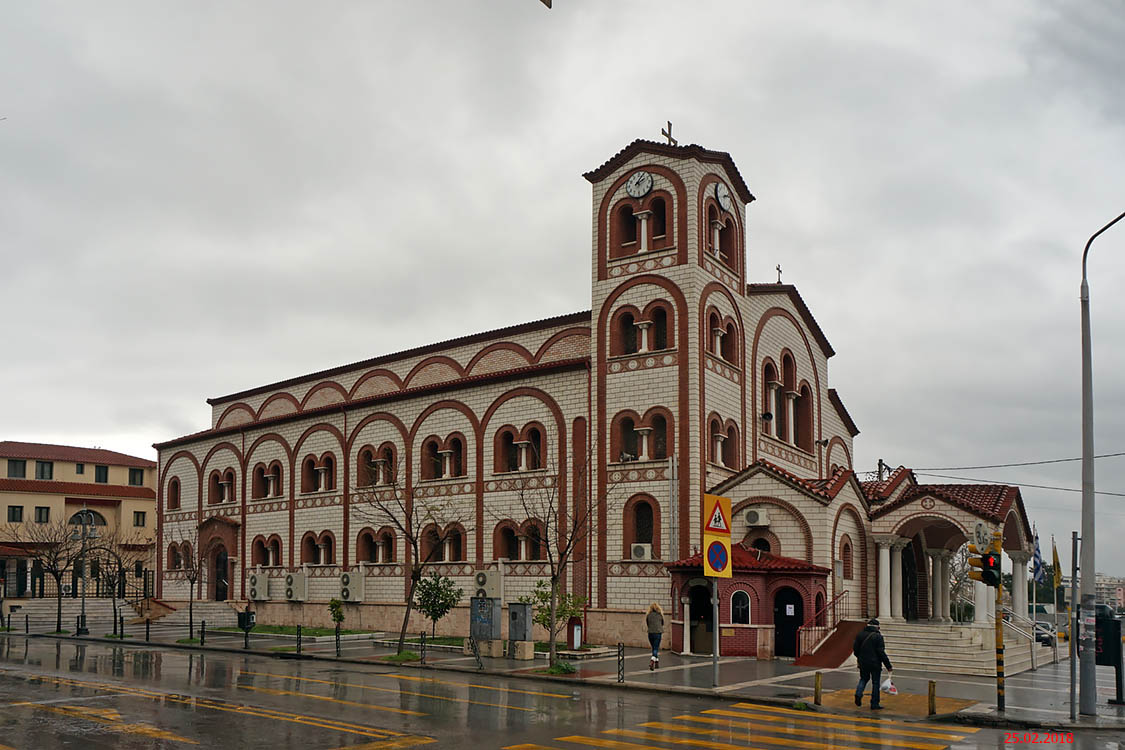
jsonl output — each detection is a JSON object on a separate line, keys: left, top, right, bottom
{"left": 968, "top": 544, "right": 1002, "bottom": 587}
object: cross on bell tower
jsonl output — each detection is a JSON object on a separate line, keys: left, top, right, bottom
{"left": 661, "top": 121, "right": 677, "bottom": 146}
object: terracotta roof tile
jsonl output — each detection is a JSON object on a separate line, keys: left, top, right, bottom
{"left": 666, "top": 542, "right": 830, "bottom": 574}
{"left": 0, "top": 441, "right": 155, "bottom": 468}
{"left": 859, "top": 466, "right": 915, "bottom": 502}
{"left": 0, "top": 478, "right": 155, "bottom": 500}
{"left": 711, "top": 460, "right": 851, "bottom": 503}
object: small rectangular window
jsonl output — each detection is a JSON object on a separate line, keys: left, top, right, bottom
{"left": 75, "top": 463, "right": 84, "bottom": 474}
{"left": 94, "top": 465, "right": 108, "bottom": 483}
{"left": 34, "top": 506, "right": 50, "bottom": 523}
{"left": 6, "top": 460, "right": 26, "bottom": 479}
{"left": 7, "top": 506, "right": 23, "bottom": 523}
{"left": 133, "top": 511, "right": 146, "bottom": 527}
{"left": 128, "top": 468, "right": 144, "bottom": 486}
{"left": 35, "top": 461, "right": 53, "bottom": 480}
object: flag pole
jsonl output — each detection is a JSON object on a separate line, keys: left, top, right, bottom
{"left": 1032, "top": 526, "right": 1038, "bottom": 670}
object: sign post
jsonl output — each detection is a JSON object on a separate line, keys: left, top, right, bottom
{"left": 703, "top": 494, "right": 731, "bottom": 688}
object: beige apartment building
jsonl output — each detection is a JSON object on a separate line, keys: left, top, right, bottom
{"left": 0, "top": 441, "right": 156, "bottom": 603}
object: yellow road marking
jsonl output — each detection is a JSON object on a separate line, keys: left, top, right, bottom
{"left": 388, "top": 672, "right": 570, "bottom": 699}
{"left": 239, "top": 669, "right": 537, "bottom": 712}
{"left": 637, "top": 721, "right": 920, "bottom": 750}
{"left": 33, "top": 704, "right": 199, "bottom": 744}
{"left": 671, "top": 715, "right": 952, "bottom": 750}
{"left": 555, "top": 738, "right": 663, "bottom": 750}
{"left": 238, "top": 684, "right": 425, "bottom": 717}
{"left": 614, "top": 729, "right": 846, "bottom": 750}
{"left": 730, "top": 702, "right": 976, "bottom": 733}
{"left": 705, "top": 708, "right": 968, "bottom": 741}
{"left": 502, "top": 745, "right": 567, "bottom": 749}
{"left": 332, "top": 739, "right": 436, "bottom": 749}
{"left": 2, "top": 669, "right": 423, "bottom": 741}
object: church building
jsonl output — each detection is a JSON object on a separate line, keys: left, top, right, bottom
{"left": 154, "top": 138, "right": 1035, "bottom": 665}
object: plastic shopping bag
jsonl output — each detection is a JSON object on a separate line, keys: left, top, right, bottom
{"left": 880, "top": 677, "right": 898, "bottom": 696}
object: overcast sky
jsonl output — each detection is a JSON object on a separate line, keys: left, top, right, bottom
{"left": 3, "top": 1, "right": 1125, "bottom": 575}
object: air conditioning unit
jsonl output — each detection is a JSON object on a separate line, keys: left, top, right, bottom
{"left": 339, "top": 571, "right": 364, "bottom": 603}
{"left": 472, "top": 569, "right": 502, "bottom": 600}
{"left": 744, "top": 507, "right": 770, "bottom": 527}
{"left": 247, "top": 572, "right": 268, "bottom": 602}
{"left": 284, "top": 571, "right": 306, "bottom": 602}
{"left": 631, "top": 543, "right": 654, "bottom": 561}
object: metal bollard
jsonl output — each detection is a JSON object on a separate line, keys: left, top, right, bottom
{"left": 200, "top": 620, "right": 206, "bottom": 647}
{"left": 296, "top": 625, "right": 302, "bottom": 655}
{"left": 119, "top": 615, "right": 124, "bottom": 639}
{"left": 928, "top": 680, "right": 936, "bottom": 716}
{"left": 335, "top": 623, "right": 341, "bottom": 658}
{"left": 145, "top": 618, "right": 150, "bottom": 642}
{"left": 25, "top": 614, "right": 29, "bottom": 634}
{"left": 617, "top": 642, "right": 625, "bottom": 683}
{"left": 469, "top": 636, "right": 482, "bottom": 670}
{"left": 244, "top": 628, "right": 249, "bottom": 650}
{"left": 112, "top": 614, "right": 118, "bottom": 637}
{"left": 76, "top": 616, "right": 80, "bottom": 635}
{"left": 420, "top": 631, "right": 426, "bottom": 665}
{"left": 814, "top": 672, "right": 822, "bottom": 705}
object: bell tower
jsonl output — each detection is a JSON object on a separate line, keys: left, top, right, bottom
{"left": 582, "top": 137, "right": 754, "bottom": 608}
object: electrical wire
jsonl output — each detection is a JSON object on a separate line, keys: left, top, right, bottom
{"left": 914, "top": 452, "right": 1125, "bottom": 471}
{"left": 913, "top": 471, "right": 1125, "bottom": 498}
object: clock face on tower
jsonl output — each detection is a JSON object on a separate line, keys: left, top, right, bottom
{"left": 714, "top": 181, "right": 732, "bottom": 212}
{"left": 625, "top": 170, "right": 653, "bottom": 198}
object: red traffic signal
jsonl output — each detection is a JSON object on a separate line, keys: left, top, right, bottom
{"left": 968, "top": 545, "right": 1002, "bottom": 587}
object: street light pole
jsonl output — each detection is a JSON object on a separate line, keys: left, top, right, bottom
{"left": 1079, "top": 209, "right": 1125, "bottom": 715}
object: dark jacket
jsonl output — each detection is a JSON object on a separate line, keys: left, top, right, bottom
{"left": 853, "top": 626, "right": 893, "bottom": 671}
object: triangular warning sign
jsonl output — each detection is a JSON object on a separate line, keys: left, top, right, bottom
{"left": 705, "top": 502, "right": 729, "bottom": 534}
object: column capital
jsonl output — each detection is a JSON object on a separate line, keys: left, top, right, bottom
{"left": 924, "top": 547, "right": 945, "bottom": 559}
{"left": 872, "top": 534, "right": 900, "bottom": 547}
{"left": 633, "top": 209, "right": 654, "bottom": 220}
{"left": 938, "top": 549, "right": 955, "bottom": 561}
{"left": 891, "top": 537, "right": 912, "bottom": 550}
{"left": 635, "top": 320, "right": 653, "bottom": 330}
{"left": 1007, "top": 550, "right": 1031, "bottom": 564}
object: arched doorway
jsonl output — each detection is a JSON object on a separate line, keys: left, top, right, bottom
{"left": 773, "top": 587, "right": 803, "bottom": 658}
{"left": 689, "top": 584, "right": 713, "bottom": 655}
{"left": 213, "top": 545, "right": 229, "bottom": 601}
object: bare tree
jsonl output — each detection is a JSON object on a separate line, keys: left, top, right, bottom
{"left": 352, "top": 457, "right": 469, "bottom": 654}
{"left": 92, "top": 526, "right": 154, "bottom": 628}
{"left": 165, "top": 524, "right": 206, "bottom": 638}
{"left": 495, "top": 450, "right": 623, "bottom": 667}
{"left": 1, "top": 519, "right": 82, "bottom": 633}
{"left": 948, "top": 544, "right": 973, "bottom": 621}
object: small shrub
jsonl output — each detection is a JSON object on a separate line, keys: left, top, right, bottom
{"left": 382, "top": 650, "right": 421, "bottom": 663}
{"left": 546, "top": 661, "right": 576, "bottom": 675}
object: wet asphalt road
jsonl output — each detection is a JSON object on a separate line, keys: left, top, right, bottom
{"left": 0, "top": 634, "right": 1117, "bottom": 749}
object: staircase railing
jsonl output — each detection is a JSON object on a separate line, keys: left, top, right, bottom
{"left": 797, "top": 590, "right": 848, "bottom": 657}
{"left": 951, "top": 592, "right": 1060, "bottom": 667}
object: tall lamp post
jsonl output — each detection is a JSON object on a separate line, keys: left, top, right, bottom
{"left": 1080, "top": 209, "right": 1125, "bottom": 715}
{"left": 70, "top": 505, "right": 98, "bottom": 636}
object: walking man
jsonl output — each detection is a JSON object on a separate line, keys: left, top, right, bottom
{"left": 853, "top": 618, "right": 893, "bottom": 710}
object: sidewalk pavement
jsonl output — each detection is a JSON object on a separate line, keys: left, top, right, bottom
{"left": 12, "top": 623, "right": 1125, "bottom": 732}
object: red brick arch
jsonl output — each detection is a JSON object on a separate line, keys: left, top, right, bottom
{"left": 216, "top": 403, "right": 256, "bottom": 429}
{"left": 256, "top": 392, "right": 301, "bottom": 420}
{"left": 831, "top": 502, "right": 868, "bottom": 612}
{"left": 731, "top": 496, "right": 814, "bottom": 562}
{"left": 348, "top": 369, "right": 405, "bottom": 400}
{"left": 595, "top": 164, "right": 689, "bottom": 281}
{"left": 826, "top": 437, "right": 852, "bottom": 470}
{"left": 300, "top": 381, "right": 349, "bottom": 411}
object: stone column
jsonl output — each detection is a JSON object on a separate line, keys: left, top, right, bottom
{"left": 711, "top": 433, "right": 725, "bottom": 464}
{"left": 517, "top": 535, "right": 528, "bottom": 562}
{"left": 636, "top": 320, "right": 653, "bottom": 353}
{"left": 315, "top": 467, "right": 329, "bottom": 492}
{"left": 635, "top": 427, "right": 653, "bottom": 461}
{"left": 438, "top": 449, "right": 453, "bottom": 479}
{"left": 513, "top": 441, "right": 531, "bottom": 472}
{"left": 681, "top": 596, "right": 692, "bottom": 655}
{"left": 265, "top": 473, "right": 277, "bottom": 498}
{"left": 712, "top": 328, "right": 725, "bottom": 355}
{"left": 443, "top": 538, "right": 453, "bottom": 562}
{"left": 940, "top": 551, "right": 953, "bottom": 622}
{"left": 376, "top": 541, "right": 385, "bottom": 564}
{"left": 927, "top": 550, "right": 942, "bottom": 621}
{"left": 890, "top": 539, "right": 907, "bottom": 621}
{"left": 765, "top": 382, "right": 780, "bottom": 437}
{"left": 785, "top": 391, "right": 798, "bottom": 445}
{"left": 1009, "top": 551, "right": 1030, "bottom": 619}
{"left": 974, "top": 579, "right": 989, "bottom": 624}
{"left": 711, "top": 220, "right": 723, "bottom": 257}
{"left": 634, "top": 209, "right": 653, "bottom": 253}
{"left": 875, "top": 536, "right": 893, "bottom": 620}
{"left": 316, "top": 544, "right": 325, "bottom": 566}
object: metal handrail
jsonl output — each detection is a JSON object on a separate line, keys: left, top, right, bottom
{"left": 796, "top": 590, "right": 849, "bottom": 657}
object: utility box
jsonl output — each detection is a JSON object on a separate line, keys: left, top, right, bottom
{"left": 470, "top": 597, "right": 502, "bottom": 641}
{"left": 238, "top": 610, "right": 256, "bottom": 631}
{"left": 1095, "top": 615, "right": 1122, "bottom": 667}
{"left": 509, "top": 603, "right": 532, "bottom": 642}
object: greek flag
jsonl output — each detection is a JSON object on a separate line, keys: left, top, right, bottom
{"left": 1031, "top": 528, "right": 1046, "bottom": 585}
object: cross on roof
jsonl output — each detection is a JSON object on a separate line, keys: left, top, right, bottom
{"left": 661, "top": 121, "right": 677, "bottom": 147}
{"left": 776, "top": 264, "right": 783, "bottom": 284}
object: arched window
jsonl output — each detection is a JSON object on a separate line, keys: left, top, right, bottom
{"left": 841, "top": 536, "right": 854, "bottom": 580}
{"left": 618, "top": 311, "right": 638, "bottom": 355}
{"left": 651, "top": 196, "right": 667, "bottom": 243}
{"left": 449, "top": 436, "right": 465, "bottom": 477}
{"left": 208, "top": 471, "right": 222, "bottom": 505}
{"left": 495, "top": 428, "right": 519, "bottom": 473}
{"left": 421, "top": 438, "right": 441, "bottom": 480}
{"left": 357, "top": 530, "right": 377, "bottom": 563}
{"left": 619, "top": 416, "right": 638, "bottom": 461}
{"left": 751, "top": 537, "right": 771, "bottom": 553}
{"left": 357, "top": 447, "right": 376, "bottom": 487}
{"left": 815, "top": 592, "right": 826, "bottom": 626}
{"left": 634, "top": 501, "right": 653, "bottom": 545}
{"left": 380, "top": 444, "right": 398, "bottom": 484}
{"left": 526, "top": 427, "right": 543, "bottom": 470}
{"left": 795, "top": 384, "right": 814, "bottom": 453}
{"left": 68, "top": 509, "right": 107, "bottom": 527}
{"left": 379, "top": 529, "right": 396, "bottom": 562}
{"left": 650, "top": 414, "right": 669, "bottom": 460}
{"left": 267, "top": 462, "right": 282, "bottom": 497}
{"left": 422, "top": 526, "right": 443, "bottom": 563}
{"left": 719, "top": 218, "right": 735, "bottom": 267}
{"left": 168, "top": 544, "right": 182, "bottom": 570}
{"left": 615, "top": 204, "right": 637, "bottom": 256}
{"left": 251, "top": 538, "right": 268, "bottom": 567}
{"left": 708, "top": 311, "right": 722, "bottom": 355}
{"left": 721, "top": 322, "right": 737, "bottom": 364}
{"left": 321, "top": 455, "right": 336, "bottom": 491}
{"left": 525, "top": 523, "right": 544, "bottom": 561}
{"left": 651, "top": 307, "right": 668, "bottom": 351}
{"left": 168, "top": 477, "right": 181, "bottom": 510}
{"left": 709, "top": 417, "right": 724, "bottom": 463}
{"left": 706, "top": 205, "right": 720, "bottom": 256}
{"left": 252, "top": 465, "right": 267, "bottom": 499}
{"left": 495, "top": 525, "right": 519, "bottom": 560}
{"left": 301, "top": 456, "right": 318, "bottom": 493}
{"left": 446, "top": 527, "right": 464, "bottom": 562}
{"left": 731, "top": 590, "right": 750, "bottom": 624}
{"left": 222, "top": 469, "right": 236, "bottom": 503}
{"left": 722, "top": 424, "right": 739, "bottom": 468}
{"left": 180, "top": 542, "right": 193, "bottom": 571}
{"left": 319, "top": 533, "right": 335, "bottom": 565}
{"left": 623, "top": 495, "right": 659, "bottom": 559}
{"left": 268, "top": 537, "right": 282, "bottom": 567}
{"left": 779, "top": 354, "right": 796, "bottom": 442}
{"left": 300, "top": 533, "right": 318, "bottom": 565}
{"left": 762, "top": 361, "right": 779, "bottom": 437}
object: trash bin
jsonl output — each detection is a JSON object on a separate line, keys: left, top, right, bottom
{"left": 566, "top": 616, "right": 582, "bottom": 650}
